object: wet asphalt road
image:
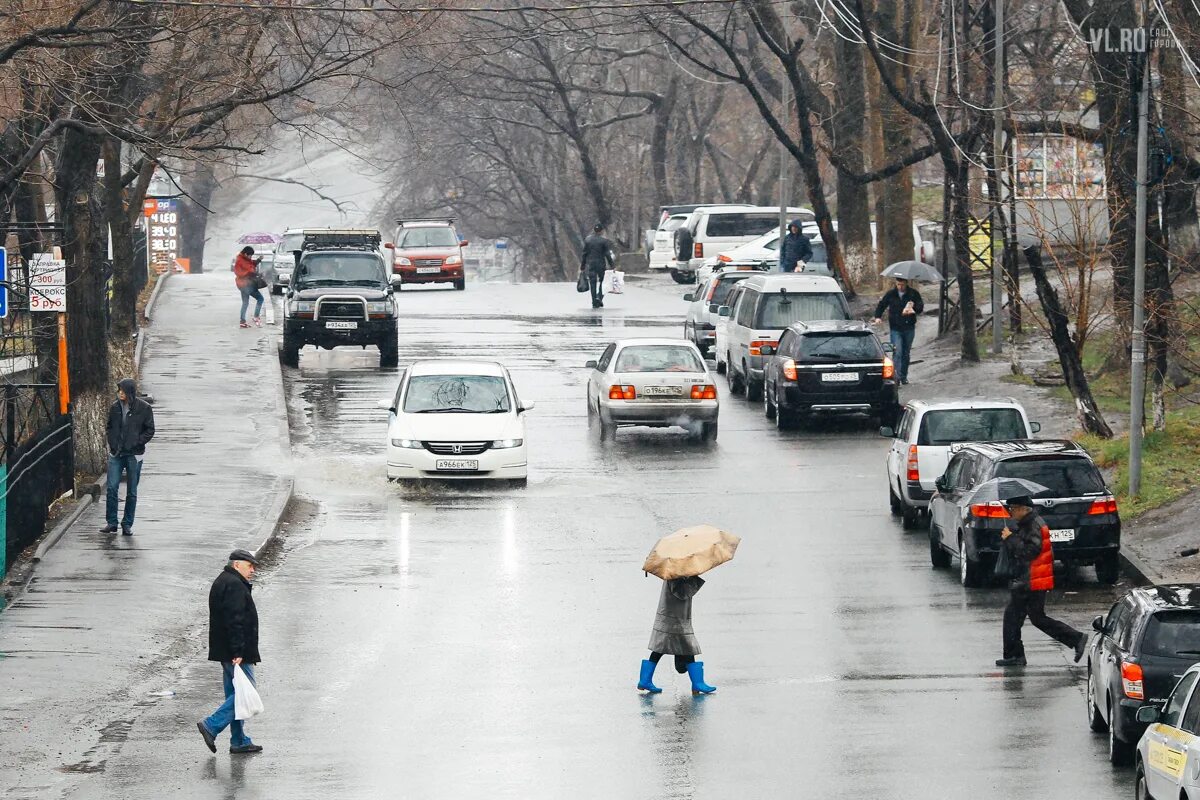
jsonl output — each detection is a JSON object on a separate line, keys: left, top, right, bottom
{"left": 59, "top": 281, "right": 1133, "bottom": 798}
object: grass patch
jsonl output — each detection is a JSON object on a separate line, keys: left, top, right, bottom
{"left": 912, "top": 186, "right": 944, "bottom": 221}
{"left": 1000, "top": 372, "right": 1035, "bottom": 387}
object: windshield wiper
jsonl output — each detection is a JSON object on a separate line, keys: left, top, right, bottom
{"left": 1176, "top": 650, "right": 1200, "bottom": 656}
{"left": 415, "top": 407, "right": 475, "bottom": 413}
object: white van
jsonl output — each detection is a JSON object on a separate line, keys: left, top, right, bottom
{"left": 673, "top": 206, "right": 814, "bottom": 281}
{"left": 716, "top": 273, "right": 850, "bottom": 400}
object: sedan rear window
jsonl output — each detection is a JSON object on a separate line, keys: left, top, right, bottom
{"left": 705, "top": 213, "right": 780, "bottom": 238}
{"left": 755, "top": 292, "right": 850, "bottom": 329}
{"left": 917, "top": 409, "right": 1027, "bottom": 446}
{"left": 992, "top": 457, "right": 1106, "bottom": 496}
{"left": 799, "top": 333, "right": 881, "bottom": 361}
{"left": 615, "top": 345, "right": 704, "bottom": 373}
{"left": 404, "top": 375, "right": 511, "bottom": 413}
{"left": 1141, "top": 611, "right": 1200, "bottom": 659}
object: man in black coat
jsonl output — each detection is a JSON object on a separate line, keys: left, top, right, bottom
{"left": 102, "top": 378, "right": 155, "bottom": 535}
{"left": 197, "top": 549, "right": 263, "bottom": 755}
{"left": 579, "top": 223, "right": 615, "bottom": 309}
{"left": 777, "top": 219, "right": 814, "bottom": 273}
{"left": 872, "top": 277, "right": 924, "bottom": 385}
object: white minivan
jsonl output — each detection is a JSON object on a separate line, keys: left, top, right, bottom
{"left": 674, "top": 206, "right": 814, "bottom": 281}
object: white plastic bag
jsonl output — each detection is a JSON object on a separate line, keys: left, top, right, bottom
{"left": 233, "top": 664, "right": 263, "bottom": 720}
{"left": 610, "top": 270, "right": 625, "bottom": 294}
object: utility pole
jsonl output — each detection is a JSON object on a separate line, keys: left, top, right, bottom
{"left": 1129, "top": 41, "right": 1150, "bottom": 497}
{"left": 778, "top": 54, "right": 789, "bottom": 251}
{"left": 990, "top": 0, "right": 1005, "bottom": 354}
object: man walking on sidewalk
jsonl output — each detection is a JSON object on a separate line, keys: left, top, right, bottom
{"left": 579, "top": 223, "right": 615, "bottom": 309}
{"left": 872, "top": 277, "right": 923, "bottom": 385}
{"left": 102, "top": 378, "right": 155, "bottom": 535}
{"left": 197, "top": 549, "right": 263, "bottom": 755}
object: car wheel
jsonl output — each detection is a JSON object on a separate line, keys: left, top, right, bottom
{"left": 902, "top": 505, "right": 920, "bottom": 530}
{"left": 379, "top": 338, "right": 399, "bottom": 368}
{"left": 959, "top": 535, "right": 983, "bottom": 587}
{"left": 280, "top": 336, "right": 300, "bottom": 368}
{"left": 889, "top": 484, "right": 902, "bottom": 517}
{"left": 763, "top": 380, "right": 776, "bottom": 420}
{"left": 454, "top": 279, "right": 466, "bottom": 291}
{"left": 775, "top": 390, "right": 794, "bottom": 430}
{"left": 1095, "top": 552, "right": 1121, "bottom": 585}
{"left": 727, "top": 360, "right": 745, "bottom": 396}
{"left": 929, "top": 526, "right": 951, "bottom": 568}
{"left": 1087, "top": 665, "right": 1108, "bottom": 733}
{"left": 745, "top": 362, "right": 763, "bottom": 401}
{"left": 1108, "top": 699, "right": 1133, "bottom": 765}
{"left": 1133, "top": 764, "right": 1149, "bottom": 800}
{"left": 701, "top": 420, "right": 718, "bottom": 442}
{"left": 587, "top": 396, "right": 597, "bottom": 428}
{"left": 715, "top": 358, "right": 726, "bottom": 375}
{"left": 669, "top": 269, "right": 693, "bottom": 285}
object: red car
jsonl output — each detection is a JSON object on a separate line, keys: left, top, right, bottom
{"left": 386, "top": 219, "right": 468, "bottom": 290}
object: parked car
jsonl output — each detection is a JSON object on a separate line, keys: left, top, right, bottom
{"left": 386, "top": 218, "right": 467, "bottom": 290}
{"left": 682, "top": 269, "right": 758, "bottom": 356}
{"left": 379, "top": 359, "right": 531, "bottom": 482}
{"left": 649, "top": 213, "right": 691, "bottom": 271}
{"left": 1086, "top": 585, "right": 1200, "bottom": 766}
{"left": 717, "top": 272, "right": 850, "bottom": 401}
{"left": 881, "top": 399, "right": 1040, "bottom": 529}
{"left": 273, "top": 228, "right": 310, "bottom": 293}
{"left": 1134, "top": 662, "right": 1200, "bottom": 798}
{"left": 759, "top": 320, "right": 899, "bottom": 429}
{"left": 928, "top": 439, "right": 1122, "bottom": 587}
{"left": 671, "top": 205, "right": 813, "bottom": 283}
{"left": 585, "top": 338, "right": 718, "bottom": 441}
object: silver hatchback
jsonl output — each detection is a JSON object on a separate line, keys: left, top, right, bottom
{"left": 586, "top": 339, "right": 719, "bottom": 441}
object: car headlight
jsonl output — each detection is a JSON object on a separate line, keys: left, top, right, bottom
{"left": 290, "top": 301, "right": 315, "bottom": 312}
{"left": 492, "top": 438, "right": 523, "bottom": 449}
{"left": 367, "top": 300, "right": 393, "bottom": 314}
{"left": 396, "top": 257, "right": 412, "bottom": 266}
{"left": 444, "top": 254, "right": 462, "bottom": 266}
{"left": 390, "top": 438, "right": 422, "bottom": 448}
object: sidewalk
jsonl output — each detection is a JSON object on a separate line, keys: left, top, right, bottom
{"left": 0, "top": 273, "right": 292, "bottom": 798}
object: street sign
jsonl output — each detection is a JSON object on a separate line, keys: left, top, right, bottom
{"left": 147, "top": 198, "right": 181, "bottom": 275}
{"left": 29, "top": 253, "right": 66, "bottom": 312}
{"left": 0, "top": 247, "right": 7, "bottom": 319}
{"left": 495, "top": 241, "right": 508, "bottom": 250}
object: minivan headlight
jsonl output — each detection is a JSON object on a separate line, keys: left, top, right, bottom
{"left": 492, "top": 438, "right": 524, "bottom": 449}
{"left": 391, "top": 438, "right": 422, "bottom": 449}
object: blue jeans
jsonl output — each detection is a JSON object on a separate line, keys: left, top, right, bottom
{"left": 239, "top": 285, "right": 264, "bottom": 323}
{"left": 202, "top": 662, "right": 255, "bottom": 748}
{"left": 890, "top": 327, "right": 916, "bottom": 381}
{"left": 105, "top": 454, "right": 142, "bottom": 527}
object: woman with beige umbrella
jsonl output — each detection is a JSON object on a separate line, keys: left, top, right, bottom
{"left": 638, "top": 525, "right": 740, "bottom": 695}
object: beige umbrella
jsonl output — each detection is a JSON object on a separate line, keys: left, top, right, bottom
{"left": 642, "top": 524, "right": 741, "bottom": 580}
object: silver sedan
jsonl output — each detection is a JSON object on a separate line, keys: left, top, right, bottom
{"left": 585, "top": 338, "right": 719, "bottom": 441}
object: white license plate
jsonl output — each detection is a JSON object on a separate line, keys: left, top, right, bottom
{"left": 435, "top": 459, "right": 479, "bottom": 471}
{"left": 640, "top": 385, "right": 682, "bottom": 396}
{"left": 325, "top": 320, "right": 358, "bottom": 330}
{"left": 417, "top": 267, "right": 441, "bottom": 274}
{"left": 1049, "top": 528, "right": 1076, "bottom": 542}
{"left": 821, "top": 372, "right": 858, "bottom": 382}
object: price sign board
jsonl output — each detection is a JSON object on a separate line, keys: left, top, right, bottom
{"left": 29, "top": 253, "right": 66, "bottom": 312}
{"left": 147, "top": 198, "right": 182, "bottom": 274}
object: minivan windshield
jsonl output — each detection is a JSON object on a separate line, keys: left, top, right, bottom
{"left": 705, "top": 213, "right": 782, "bottom": 238}
{"left": 296, "top": 253, "right": 386, "bottom": 287}
{"left": 398, "top": 227, "right": 459, "bottom": 248}
{"left": 404, "top": 375, "right": 511, "bottom": 413}
{"left": 1141, "top": 611, "right": 1200, "bottom": 658}
{"left": 992, "top": 457, "right": 1107, "bottom": 496}
{"left": 799, "top": 333, "right": 881, "bottom": 361}
{"left": 917, "top": 408, "right": 1027, "bottom": 446}
{"left": 755, "top": 292, "right": 850, "bottom": 328}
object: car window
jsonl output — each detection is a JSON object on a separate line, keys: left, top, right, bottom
{"left": 942, "top": 457, "right": 964, "bottom": 490}
{"left": 798, "top": 332, "right": 881, "bottom": 361}
{"left": 703, "top": 213, "right": 779, "bottom": 238}
{"left": 277, "top": 232, "right": 305, "bottom": 254}
{"left": 296, "top": 253, "right": 385, "bottom": 286}
{"left": 614, "top": 345, "right": 704, "bottom": 374}
{"left": 711, "top": 275, "right": 748, "bottom": 305}
{"left": 735, "top": 290, "right": 757, "bottom": 327}
{"left": 403, "top": 374, "right": 511, "bottom": 413}
{"left": 1162, "top": 672, "right": 1199, "bottom": 729}
{"left": 955, "top": 455, "right": 978, "bottom": 490}
{"left": 992, "top": 457, "right": 1106, "bottom": 497}
{"left": 397, "top": 227, "right": 458, "bottom": 248}
{"left": 778, "top": 330, "right": 797, "bottom": 356}
{"left": 763, "top": 236, "right": 781, "bottom": 252}
{"left": 597, "top": 343, "right": 616, "bottom": 371}
{"left": 661, "top": 216, "right": 687, "bottom": 233}
{"left": 916, "top": 409, "right": 1027, "bottom": 446}
{"left": 1141, "top": 611, "right": 1200, "bottom": 659}
{"left": 898, "top": 408, "right": 914, "bottom": 440}
{"left": 1104, "top": 599, "right": 1129, "bottom": 637}
{"left": 694, "top": 280, "right": 713, "bottom": 303}
{"left": 1181, "top": 679, "right": 1200, "bottom": 734}
{"left": 754, "top": 292, "right": 850, "bottom": 329}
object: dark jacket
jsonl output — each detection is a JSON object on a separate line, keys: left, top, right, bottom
{"left": 106, "top": 378, "right": 155, "bottom": 456}
{"left": 1003, "top": 511, "right": 1054, "bottom": 591}
{"left": 778, "top": 220, "right": 813, "bottom": 273}
{"left": 647, "top": 576, "right": 704, "bottom": 655}
{"left": 208, "top": 565, "right": 261, "bottom": 663}
{"left": 580, "top": 233, "right": 614, "bottom": 273}
{"left": 873, "top": 286, "right": 925, "bottom": 330}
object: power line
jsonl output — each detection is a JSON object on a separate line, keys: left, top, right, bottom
{"left": 113, "top": 0, "right": 744, "bottom": 12}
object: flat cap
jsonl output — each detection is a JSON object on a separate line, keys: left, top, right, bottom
{"left": 228, "top": 549, "right": 260, "bottom": 566}
{"left": 1004, "top": 494, "right": 1034, "bottom": 509}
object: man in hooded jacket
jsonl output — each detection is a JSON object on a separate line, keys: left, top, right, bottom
{"left": 579, "top": 224, "right": 615, "bottom": 308}
{"left": 103, "top": 378, "right": 155, "bottom": 535}
{"left": 777, "top": 220, "right": 814, "bottom": 273}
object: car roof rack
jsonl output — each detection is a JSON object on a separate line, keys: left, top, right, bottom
{"left": 396, "top": 218, "right": 455, "bottom": 226}
{"left": 300, "top": 229, "right": 381, "bottom": 251}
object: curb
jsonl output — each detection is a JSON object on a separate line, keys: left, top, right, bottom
{"left": 251, "top": 320, "right": 295, "bottom": 561}
{"left": 32, "top": 493, "right": 97, "bottom": 562}
{"left": 1119, "top": 546, "right": 1163, "bottom": 587}
{"left": 134, "top": 271, "right": 172, "bottom": 373}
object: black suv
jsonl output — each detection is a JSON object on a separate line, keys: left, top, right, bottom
{"left": 1085, "top": 585, "right": 1200, "bottom": 765}
{"left": 759, "top": 320, "right": 899, "bottom": 429}
{"left": 281, "top": 229, "right": 399, "bottom": 368}
{"left": 929, "top": 440, "right": 1121, "bottom": 587}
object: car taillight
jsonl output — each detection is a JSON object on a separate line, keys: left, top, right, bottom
{"left": 718, "top": 254, "right": 731, "bottom": 263}
{"left": 970, "top": 502, "right": 1010, "bottom": 519}
{"left": 749, "top": 340, "right": 777, "bottom": 356}
{"left": 706, "top": 282, "right": 717, "bottom": 301}
{"left": 1122, "top": 661, "right": 1144, "bottom": 700}
{"left": 907, "top": 445, "right": 920, "bottom": 482}
{"left": 1088, "top": 496, "right": 1119, "bottom": 515}
{"left": 883, "top": 356, "right": 895, "bottom": 380}
{"left": 783, "top": 359, "right": 797, "bottom": 381}
{"left": 694, "top": 243, "right": 703, "bottom": 258}
{"left": 609, "top": 385, "right": 635, "bottom": 400}
{"left": 690, "top": 384, "right": 717, "bottom": 400}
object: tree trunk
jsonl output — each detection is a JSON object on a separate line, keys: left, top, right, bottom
{"left": 650, "top": 76, "right": 677, "bottom": 204}
{"left": 1161, "top": 45, "right": 1200, "bottom": 270}
{"left": 833, "top": 30, "right": 874, "bottom": 286}
{"left": 951, "top": 156, "right": 979, "bottom": 361}
{"left": 179, "top": 163, "right": 217, "bottom": 274}
{"left": 102, "top": 139, "right": 137, "bottom": 340}
{"left": 874, "top": 0, "right": 915, "bottom": 269}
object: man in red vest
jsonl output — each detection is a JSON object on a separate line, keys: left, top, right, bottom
{"left": 996, "top": 495, "right": 1088, "bottom": 667}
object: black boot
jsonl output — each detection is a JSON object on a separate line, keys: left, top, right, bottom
{"left": 995, "top": 656, "right": 1027, "bottom": 667}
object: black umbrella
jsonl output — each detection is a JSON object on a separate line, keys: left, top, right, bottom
{"left": 880, "top": 260, "right": 944, "bottom": 282}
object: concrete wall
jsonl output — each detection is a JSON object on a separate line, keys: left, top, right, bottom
{"left": 1014, "top": 198, "right": 1109, "bottom": 246}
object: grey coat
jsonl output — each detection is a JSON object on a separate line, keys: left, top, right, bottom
{"left": 647, "top": 576, "right": 704, "bottom": 655}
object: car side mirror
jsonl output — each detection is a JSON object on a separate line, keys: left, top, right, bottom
{"left": 879, "top": 426, "right": 895, "bottom": 438}
{"left": 709, "top": 303, "right": 720, "bottom": 314}
{"left": 585, "top": 360, "right": 598, "bottom": 369}
{"left": 519, "top": 401, "right": 536, "bottom": 413}
{"left": 1136, "top": 706, "right": 1161, "bottom": 724}
{"left": 759, "top": 345, "right": 775, "bottom": 356}
{"left": 384, "top": 242, "right": 395, "bottom": 250}
{"left": 459, "top": 240, "right": 469, "bottom": 247}
{"left": 1030, "top": 421, "right": 1042, "bottom": 434}
{"left": 935, "top": 476, "right": 948, "bottom": 493}
{"left": 717, "top": 306, "right": 731, "bottom": 317}
{"left": 286, "top": 289, "right": 295, "bottom": 299}
{"left": 377, "top": 398, "right": 395, "bottom": 412}
{"left": 1092, "top": 615, "right": 1104, "bottom": 633}
{"left": 683, "top": 293, "right": 694, "bottom": 302}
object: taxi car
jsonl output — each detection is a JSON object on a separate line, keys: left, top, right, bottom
{"left": 585, "top": 338, "right": 718, "bottom": 441}
{"left": 1134, "top": 662, "right": 1200, "bottom": 799}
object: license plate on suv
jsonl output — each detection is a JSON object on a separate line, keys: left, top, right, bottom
{"left": 821, "top": 372, "right": 858, "bottom": 382}
{"left": 640, "top": 385, "right": 681, "bottom": 396}
{"left": 325, "top": 320, "right": 358, "bottom": 330}
{"left": 1049, "top": 528, "right": 1075, "bottom": 542}
{"left": 436, "top": 459, "right": 479, "bottom": 471}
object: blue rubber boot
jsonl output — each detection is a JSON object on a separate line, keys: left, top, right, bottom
{"left": 637, "top": 659, "right": 663, "bottom": 693}
{"left": 687, "top": 661, "right": 716, "bottom": 695}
